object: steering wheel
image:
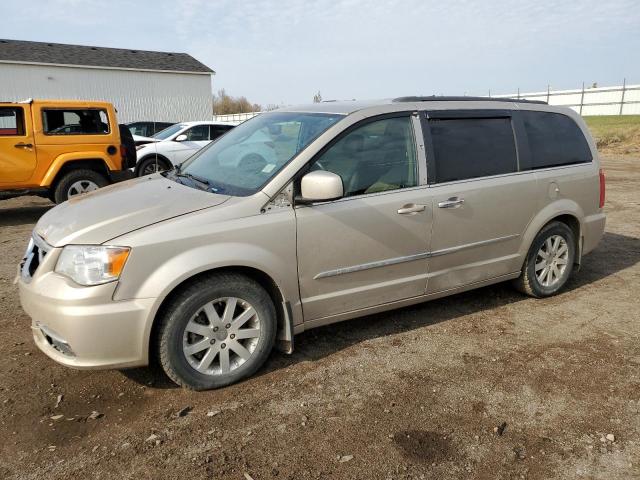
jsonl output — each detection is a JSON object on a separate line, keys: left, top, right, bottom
{"left": 238, "top": 153, "right": 267, "bottom": 173}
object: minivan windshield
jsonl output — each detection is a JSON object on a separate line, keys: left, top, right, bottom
{"left": 153, "top": 123, "right": 186, "bottom": 140}
{"left": 176, "top": 112, "right": 344, "bottom": 196}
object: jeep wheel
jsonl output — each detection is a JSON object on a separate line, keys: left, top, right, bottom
{"left": 157, "top": 273, "right": 277, "bottom": 390}
{"left": 53, "top": 169, "right": 108, "bottom": 204}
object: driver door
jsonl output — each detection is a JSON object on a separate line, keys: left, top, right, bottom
{"left": 295, "top": 114, "right": 433, "bottom": 322}
{"left": 0, "top": 105, "right": 37, "bottom": 185}
{"left": 170, "top": 125, "right": 212, "bottom": 163}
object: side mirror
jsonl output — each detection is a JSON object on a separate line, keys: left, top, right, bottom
{"left": 175, "top": 134, "right": 187, "bottom": 142}
{"left": 300, "top": 170, "right": 343, "bottom": 202}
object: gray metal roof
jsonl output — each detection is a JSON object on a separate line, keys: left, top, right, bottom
{"left": 0, "top": 39, "right": 214, "bottom": 74}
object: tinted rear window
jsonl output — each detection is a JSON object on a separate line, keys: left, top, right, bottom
{"left": 43, "top": 109, "right": 110, "bottom": 135}
{"left": 521, "top": 111, "right": 592, "bottom": 169}
{"left": 429, "top": 117, "right": 517, "bottom": 183}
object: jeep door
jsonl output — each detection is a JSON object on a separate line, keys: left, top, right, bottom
{"left": 422, "top": 110, "right": 538, "bottom": 293}
{"left": 0, "top": 105, "right": 37, "bottom": 185}
{"left": 295, "top": 114, "right": 434, "bottom": 322}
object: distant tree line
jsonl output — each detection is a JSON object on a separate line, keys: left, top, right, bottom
{"left": 212, "top": 89, "right": 262, "bottom": 115}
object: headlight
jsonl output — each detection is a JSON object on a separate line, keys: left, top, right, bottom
{"left": 55, "top": 245, "right": 130, "bottom": 286}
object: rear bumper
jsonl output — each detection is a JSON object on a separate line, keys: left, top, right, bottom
{"left": 582, "top": 212, "right": 606, "bottom": 255}
{"left": 19, "top": 270, "right": 154, "bottom": 369}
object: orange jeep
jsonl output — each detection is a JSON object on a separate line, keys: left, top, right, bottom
{"left": 0, "top": 99, "right": 135, "bottom": 203}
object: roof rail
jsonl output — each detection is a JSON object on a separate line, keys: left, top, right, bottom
{"left": 392, "top": 95, "right": 547, "bottom": 105}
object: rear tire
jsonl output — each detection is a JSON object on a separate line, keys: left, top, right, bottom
{"left": 513, "top": 221, "right": 576, "bottom": 298}
{"left": 157, "top": 273, "right": 277, "bottom": 390}
{"left": 52, "top": 169, "right": 108, "bottom": 204}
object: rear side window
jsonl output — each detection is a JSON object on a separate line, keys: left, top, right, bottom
{"left": 521, "top": 111, "right": 592, "bottom": 169}
{"left": 429, "top": 117, "right": 517, "bottom": 183}
{"left": 43, "top": 109, "right": 110, "bottom": 135}
{"left": 0, "top": 107, "right": 25, "bottom": 136}
{"left": 211, "top": 125, "right": 233, "bottom": 140}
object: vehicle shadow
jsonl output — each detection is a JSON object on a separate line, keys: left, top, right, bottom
{"left": 0, "top": 204, "right": 52, "bottom": 227}
{"left": 123, "top": 231, "right": 640, "bottom": 389}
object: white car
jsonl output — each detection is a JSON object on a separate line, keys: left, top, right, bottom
{"left": 135, "top": 121, "right": 236, "bottom": 176}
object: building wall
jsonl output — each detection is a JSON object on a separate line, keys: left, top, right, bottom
{"left": 0, "top": 63, "right": 212, "bottom": 123}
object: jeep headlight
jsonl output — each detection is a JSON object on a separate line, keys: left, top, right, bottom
{"left": 55, "top": 246, "right": 130, "bottom": 286}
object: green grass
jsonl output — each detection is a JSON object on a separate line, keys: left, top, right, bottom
{"left": 583, "top": 115, "right": 640, "bottom": 152}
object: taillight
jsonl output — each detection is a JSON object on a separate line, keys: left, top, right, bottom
{"left": 120, "top": 145, "right": 127, "bottom": 158}
{"left": 599, "top": 168, "right": 606, "bottom": 208}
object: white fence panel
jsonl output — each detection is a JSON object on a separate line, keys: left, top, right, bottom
{"left": 212, "top": 112, "right": 260, "bottom": 123}
{"left": 495, "top": 83, "right": 639, "bottom": 116}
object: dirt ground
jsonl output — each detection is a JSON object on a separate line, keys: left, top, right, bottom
{"left": 0, "top": 155, "right": 639, "bottom": 480}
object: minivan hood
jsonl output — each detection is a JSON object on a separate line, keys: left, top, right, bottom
{"left": 35, "top": 175, "right": 230, "bottom": 247}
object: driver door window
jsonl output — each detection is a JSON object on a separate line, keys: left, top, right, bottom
{"left": 184, "top": 125, "right": 210, "bottom": 141}
{"left": 311, "top": 116, "right": 418, "bottom": 197}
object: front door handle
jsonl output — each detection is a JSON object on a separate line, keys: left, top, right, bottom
{"left": 397, "top": 203, "right": 426, "bottom": 215}
{"left": 14, "top": 142, "right": 33, "bottom": 149}
{"left": 438, "top": 197, "right": 465, "bottom": 209}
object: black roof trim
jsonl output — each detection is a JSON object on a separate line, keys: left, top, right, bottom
{"left": 393, "top": 96, "right": 547, "bottom": 105}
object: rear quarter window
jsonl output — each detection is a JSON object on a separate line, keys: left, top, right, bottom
{"left": 521, "top": 111, "right": 592, "bottom": 169}
{"left": 42, "top": 108, "right": 110, "bottom": 135}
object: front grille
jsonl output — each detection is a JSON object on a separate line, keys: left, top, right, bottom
{"left": 20, "top": 234, "right": 51, "bottom": 282}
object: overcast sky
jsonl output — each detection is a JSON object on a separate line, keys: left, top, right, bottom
{"left": 1, "top": 0, "right": 638, "bottom": 106}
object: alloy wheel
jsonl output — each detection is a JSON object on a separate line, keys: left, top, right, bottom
{"left": 67, "top": 180, "right": 99, "bottom": 197}
{"left": 182, "top": 297, "right": 261, "bottom": 375}
{"left": 535, "top": 235, "right": 569, "bottom": 287}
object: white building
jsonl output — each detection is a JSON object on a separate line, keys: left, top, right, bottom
{"left": 0, "top": 39, "right": 214, "bottom": 123}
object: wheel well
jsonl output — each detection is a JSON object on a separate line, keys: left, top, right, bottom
{"left": 149, "top": 266, "right": 287, "bottom": 363}
{"left": 51, "top": 159, "right": 109, "bottom": 187}
{"left": 140, "top": 154, "right": 171, "bottom": 166}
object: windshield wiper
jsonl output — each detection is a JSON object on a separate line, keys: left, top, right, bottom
{"left": 173, "top": 170, "right": 221, "bottom": 193}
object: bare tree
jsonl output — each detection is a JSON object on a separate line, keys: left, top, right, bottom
{"left": 213, "top": 89, "right": 262, "bottom": 114}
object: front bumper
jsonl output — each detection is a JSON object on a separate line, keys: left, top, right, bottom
{"left": 19, "top": 265, "right": 155, "bottom": 370}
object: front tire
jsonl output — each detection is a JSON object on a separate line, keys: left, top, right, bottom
{"left": 137, "top": 156, "right": 172, "bottom": 177}
{"left": 52, "top": 169, "right": 108, "bottom": 204}
{"left": 157, "top": 273, "right": 277, "bottom": 390}
{"left": 513, "top": 221, "right": 576, "bottom": 298}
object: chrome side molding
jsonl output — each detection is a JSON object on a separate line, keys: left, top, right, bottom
{"left": 314, "top": 234, "right": 520, "bottom": 279}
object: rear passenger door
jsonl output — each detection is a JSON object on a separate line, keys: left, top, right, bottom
{"left": 422, "top": 110, "right": 537, "bottom": 293}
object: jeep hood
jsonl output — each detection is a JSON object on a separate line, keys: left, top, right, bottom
{"left": 35, "top": 175, "right": 230, "bottom": 247}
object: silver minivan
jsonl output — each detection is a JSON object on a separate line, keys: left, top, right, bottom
{"left": 18, "top": 97, "right": 606, "bottom": 390}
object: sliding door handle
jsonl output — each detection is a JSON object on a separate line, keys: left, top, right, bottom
{"left": 14, "top": 142, "right": 33, "bottom": 149}
{"left": 438, "top": 197, "right": 465, "bottom": 209}
{"left": 397, "top": 203, "right": 426, "bottom": 215}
